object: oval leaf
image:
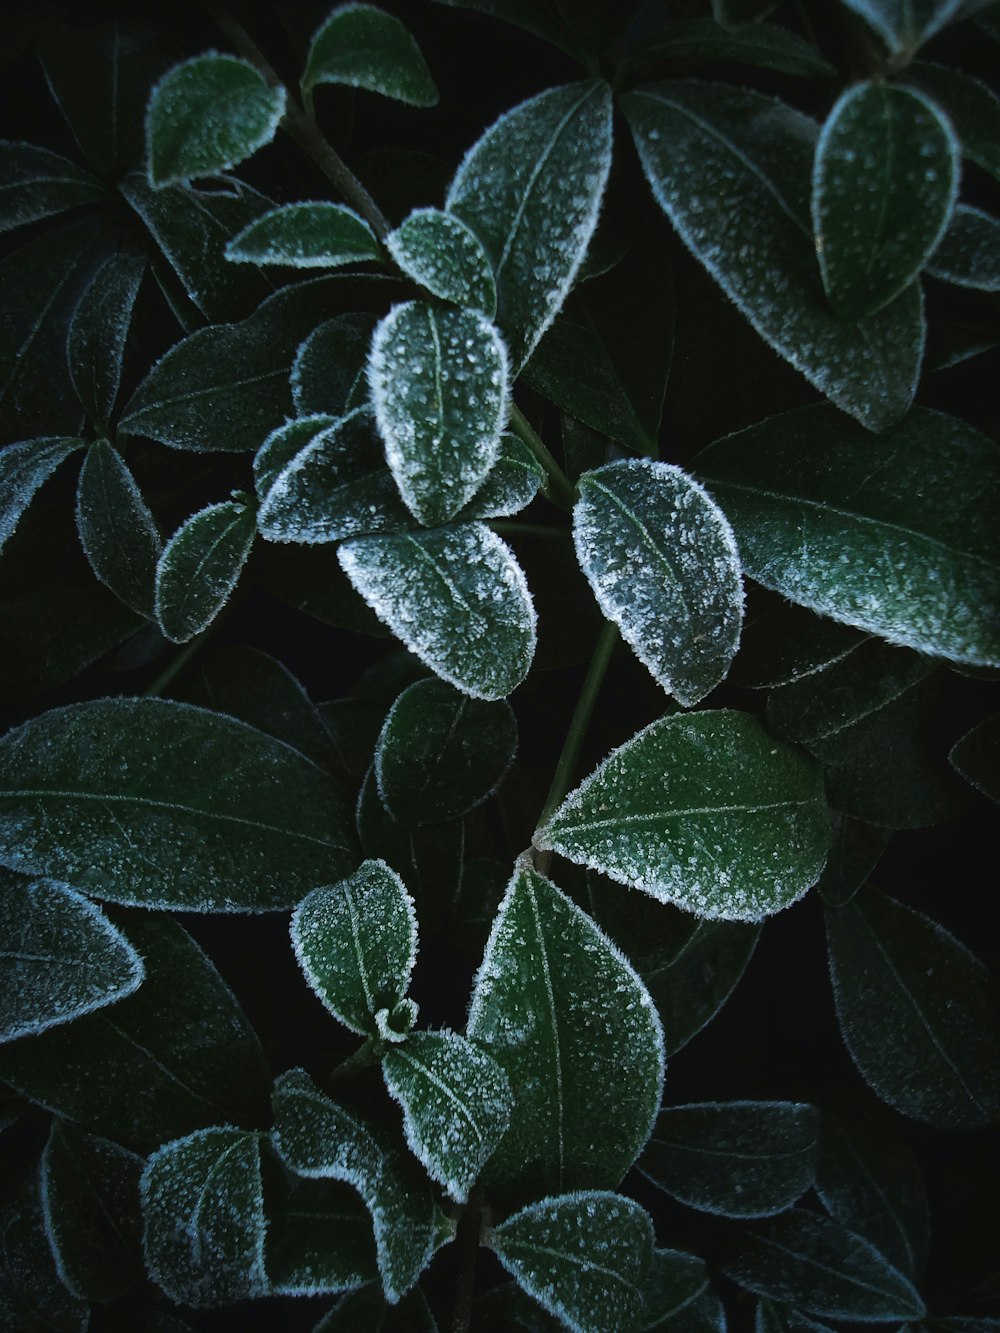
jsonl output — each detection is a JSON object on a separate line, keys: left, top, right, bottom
{"left": 926, "top": 204, "right": 1000, "bottom": 291}
{"left": 0, "top": 1175, "right": 89, "bottom": 1333}
{"left": 292, "top": 312, "right": 376, "bottom": 417}
{"left": 155, "top": 499, "right": 255, "bottom": 642}
{"left": 812, "top": 82, "right": 958, "bottom": 319}
{"left": 695, "top": 404, "right": 1000, "bottom": 667}
{"left": 574, "top": 459, "right": 744, "bottom": 706}
{"left": 0, "top": 435, "right": 86, "bottom": 556}
{"left": 67, "top": 248, "right": 146, "bottom": 430}
{"left": 536, "top": 710, "right": 829, "bottom": 922}
{"left": 387, "top": 207, "right": 497, "bottom": 314}
{"left": 907, "top": 60, "right": 1000, "bottom": 181}
{"left": 642, "top": 1248, "right": 727, "bottom": 1331}
{"left": 0, "top": 140, "right": 105, "bottom": 235}
{"left": 266, "top": 1177, "right": 376, "bottom": 1297}
{"left": 76, "top": 438, "right": 161, "bottom": 617}
{"left": 302, "top": 4, "right": 439, "bottom": 106}
{"left": 225, "top": 202, "right": 381, "bottom": 268}
{"left": 147, "top": 54, "right": 285, "bottom": 187}
{"left": 949, "top": 711, "right": 1000, "bottom": 801}
{"left": 0, "top": 697, "right": 356, "bottom": 912}
{"left": 337, "top": 523, "right": 536, "bottom": 700}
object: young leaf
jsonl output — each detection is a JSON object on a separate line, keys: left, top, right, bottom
{"left": 302, "top": 4, "right": 439, "bottom": 107}
{"left": 382, "top": 1029, "right": 513, "bottom": 1202}
{"left": 949, "top": 711, "right": 1000, "bottom": 801}
{"left": 0, "top": 697, "right": 356, "bottom": 912}
{"left": 695, "top": 404, "right": 1000, "bottom": 667}
{"left": 226, "top": 202, "right": 382, "bottom": 268}
{"left": 642, "top": 1248, "right": 726, "bottom": 1330}
{"left": 467, "top": 861, "right": 665, "bottom": 1205}
{"left": 155, "top": 499, "right": 256, "bottom": 642}
{"left": 624, "top": 81, "right": 924, "bottom": 431}
{"left": 717, "top": 1208, "right": 926, "bottom": 1321}
{"left": 812, "top": 82, "right": 958, "bottom": 320}
{"left": 488, "top": 1191, "right": 654, "bottom": 1333}
{"left": 446, "top": 80, "right": 614, "bottom": 370}
{"left": 76, "top": 439, "right": 161, "bottom": 617}
{"left": 536, "top": 710, "right": 829, "bottom": 922}
{"left": 907, "top": 62, "right": 1000, "bottom": 182}
{"left": 292, "top": 313, "right": 376, "bottom": 417}
{"left": 338, "top": 523, "right": 536, "bottom": 700}
{"left": 266, "top": 1177, "right": 376, "bottom": 1296}
{"left": 270, "top": 1067, "right": 439, "bottom": 1303}
{"left": 0, "top": 911, "right": 271, "bottom": 1151}
{"left": 141, "top": 1126, "right": 269, "bottom": 1306}
{"left": 839, "top": 0, "right": 995, "bottom": 54}
{"left": 0, "top": 436, "right": 86, "bottom": 555}
{"left": 375, "top": 677, "right": 517, "bottom": 824}
{"left": 0, "top": 1175, "right": 89, "bottom": 1333}
{"left": 0, "top": 872, "right": 144, "bottom": 1043}
{"left": 67, "top": 248, "right": 146, "bottom": 431}
{"left": 386, "top": 207, "right": 497, "bottom": 314}
{"left": 0, "top": 140, "right": 105, "bottom": 235}
{"left": 640, "top": 1101, "right": 821, "bottom": 1218}
{"left": 926, "top": 205, "right": 1000, "bottom": 291}
{"left": 826, "top": 885, "right": 1000, "bottom": 1127}
{"left": 290, "top": 859, "right": 418, "bottom": 1037}
{"left": 146, "top": 54, "right": 286, "bottom": 187}
{"left": 574, "top": 459, "right": 744, "bottom": 706}
{"left": 369, "top": 300, "right": 510, "bottom": 526}
{"left": 40, "top": 1119, "right": 145, "bottom": 1302}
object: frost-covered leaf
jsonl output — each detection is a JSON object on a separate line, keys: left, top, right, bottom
{"left": 141, "top": 1126, "right": 268, "bottom": 1306}
{"left": 292, "top": 313, "right": 376, "bottom": 417}
{"left": 76, "top": 439, "right": 161, "bottom": 617}
{"left": 642, "top": 1249, "right": 726, "bottom": 1331}
{"left": 467, "top": 860, "right": 664, "bottom": 1205}
{"left": 624, "top": 81, "right": 924, "bottom": 431}
{"left": 927, "top": 205, "right": 1000, "bottom": 291}
{"left": 641, "top": 1102, "right": 820, "bottom": 1218}
{"left": 0, "top": 436, "right": 85, "bottom": 556}
{"left": 226, "top": 202, "right": 382, "bottom": 268}
{"left": 907, "top": 62, "right": 1000, "bottom": 182}
{"left": 147, "top": 54, "right": 285, "bottom": 187}
{"left": 949, "top": 711, "right": 1000, "bottom": 801}
{"left": 840, "top": 0, "right": 995, "bottom": 54}
{"left": 812, "top": 82, "right": 958, "bottom": 320}
{"left": 270, "top": 1068, "right": 438, "bottom": 1303}
{"left": 315, "top": 1284, "right": 440, "bottom": 1331}
{"left": 0, "top": 872, "right": 144, "bottom": 1043}
{"left": 302, "top": 4, "right": 439, "bottom": 106}
{"left": 826, "top": 885, "right": 1000, "bottom": 1127}
{"left": 457, "top": 431, "right": 543, "bottom": 519}
{"left": 718, "top": 1208, "right": 926, "bottom": 1321}
{"left": 0, "top": 1174, "right": 89, "bottom": 1333}
{"left": 815, "top": 815, "right": 891, "bottom": 908}
{"left": 628, "top": 18, "right": 836, "bottom": 80}
{"left": 155, "top": 499, "right": 256, "bottom": 642}
{"left": 756, "top": 1300, "right": 834, "bottom": 1332}
{"left": 266, "top": 1177, "right": 376, "bottom": 1296}
{"left": 0, "top": 140, "right": 105, "bottom": 235}
{"left": 574, "top": 459, "right": 743, "bottom": 706}
{"left": 67, "top": 247, "right": 146, "bottom": 431}
{"left": 489, "top": 1191, "right": 654, "bottom": 1333}
{"left": 290, "top": 859, "right": 418, "bottom": 1038}
{"left": 446, "top": 80, "right": 614, "bottom": 370}
{"left": 369, "top": 300, "right": 509, "bottom": 526}
{"left": 382, "top": 1029, "right": 513, "bottom": 1201}
{"left": 537, "top": 710, "right": 829, "bottom": 922}
{"left": 696, "top": 405, "right": 1000, "bottom": 667}
{"left": 40, "top": 1119, "right": 144, "bottom": 1302}
{"left": 338, "top": 523, "right": 536, "bottom": 700}
{"left": 386, "top": 207, "right": 497, "bottom": 314}
{"left": 375, "top": 677, "right": 517, "bottom": 824}
{"left": 0, "top": 697, "right": 355, "bottom": 912}
{"left": 729, "top": 587, "right": 865, "bottom": 690}
{"left": 0, "top": 911, "right": 271, "bottom": 1151}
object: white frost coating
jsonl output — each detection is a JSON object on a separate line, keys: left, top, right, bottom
{"left": 155, "top": 500, "right": 255, "bottom": 643}
{"left": 337, "top": 523, "right": 537, "bottom": 700}
{"left": 574, "top": 459, "right": 744, "bottom": 707}
{"left": 926, "top": 204, "right": 1000, "bottom": 291}
{"left": 840, "top": 0, "right": 981, "bottom": 52}
{"left": 225, "top": 201, "right": 381, "bottom": 268}
{"left": 0, "top": 436, "right": 85, "bottom": 555}
{"left": 386, "top": 207, "right": 497, "bottom": 315}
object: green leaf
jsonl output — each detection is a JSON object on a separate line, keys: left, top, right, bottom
{"left": 475, "top": 1280, "right": 565, "bottom": 1331}
{"left": 0, "top": 1175, "right": 89, "bottom": 1333}
{"left": 815, "top": 815, "right": 891, "bottom": 908}
{"left": 457, "top": 431, "right": 543, "bottom": 519}
{"left": 292, "top": 313, "right": 376, "bottom": 417}
{"left": 640, "top": 1101, "right": 820, "bottom": 1218}
{"left": 756, "top": 1300, "right": 834, "bottom": 1332}
{"left": 338, "top": 523, "right": 536, "bottom": 700}
{"left": 0, "top": 911, "right": 271, "bottom": 1151}
{"left": 141, "top": 1126, "right": 268, "bottom": 1306}
{"left": 907, "top": 62, "right": 1000, "bottom": 182}
{"left": 696, "top": 404, "right": 1000, "bottom": 667}
{"left": 75, "top": 439, "right": 161, "bottom": 617}
{"left": 67, "top": 247, "right": 146, "bottom": 431}
{"left": 446, "top": 80, "right": 614, "bottom": 371}
{"left": 812, "top": 82, "right": 958, "bottom": 320}
{"left": 0, "top": 697, "right": 355, "bottom": 912}
{"left": 40, "top": 1119, "right": 144, "bottom": 1302}
{"left": 302, "top": 4, "right": 439, "bottom": 106}
{"left": 0, "top": 140, "right": 105, "bottom": 235}
{"left": 949, "top": 711, "right": 1000, "bottom": 800}
{"left": 270, "top": 1067, "right": 438, "bottom": 1303}
{"left": 226, "top": 202, "right": 382, "bottom": 268}
{"left": 927, "top": 205, "right": 1000, "bottom": 291}
{"left": 375, "top": 677, "right": 517, "bottom": 824}
{"left": 290, "top": 858, "right": 418, "bottom": 1037}
{"left": 623, "top": 81, "right": 924, "bottom": 432}
{"left": 369, "top": 300, "right": 510, "bottom": 526}
{"left": 315, "top": 1285, "right": 441, "bottom": 1331}
{"left": 537, "top": 710, "right": 829, "bottom": 922}
{"left": 627, "top": 18, "right": 836, "bottom": 80}
{"left": 729, "top": 586, "right": 865, "bottom": 690}
{"left": 386, "top": 207, "right": 497, "bottom": 314}
{"left": 826, "top": 885, "right": 1000, "bottom": 1127}
{"left": 147, "top": 54, "right": 285, "bottom": 187}
{"left": 840, "top": 0, "right": 995, "bottom": 54}
{"left": 155, "top": 499, "right": 256, "bottom": 642}
{"left": 266, "top": 1177, "right": 376, "bottom": 1296}
{"left": 718, "top": 1208, "right": 926, "bottom": 1321}
{"left": 0, "top": 436, "right": 86, "bottom": 555}
{"left": 467, "top": 861, "right": 664, "bottom": 1205}
{"left": 642, "top": 1248, "right": 726, "bottom": 1330}
{"left": 574, "top": 460, "right": 744, "bottom": 706}
{"left": 488, "top": 1191, "right": 654, "bottom": 1333}
{"left": 382, "top": 1029, "right": 513, "bottom": 1202}
{"left": 0, "top": 872, "right": 144, "bottom": 1043}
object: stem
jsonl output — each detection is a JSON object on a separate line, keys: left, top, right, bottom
{"left": 509, "top": 404, "right": 577, "bottom": 512}
{"left": 143, "top": 631, "right": 210, "bottom": 698}
{"left": 450, "top": 1186, "right": 484, "bottom": 1333}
